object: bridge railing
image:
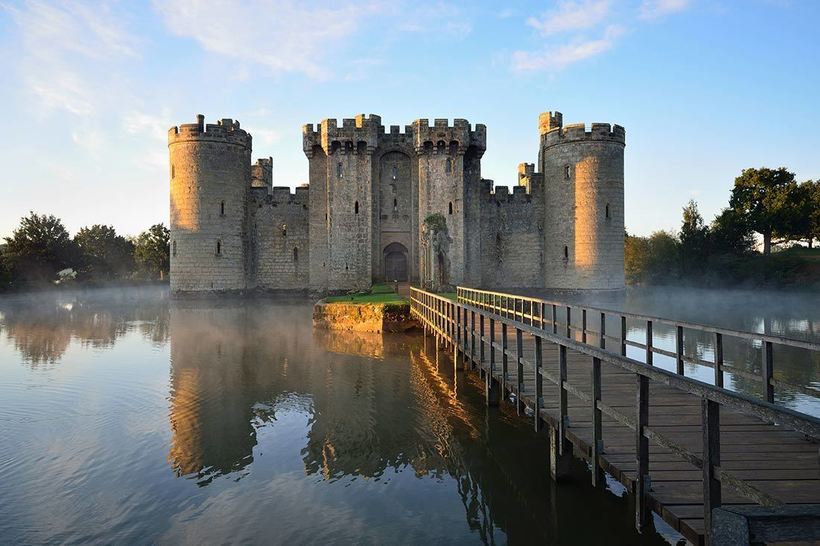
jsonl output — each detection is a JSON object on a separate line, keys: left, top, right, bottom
{"left": 457, "top": 286, "right": 820, "bottom": 408}
{"left": 410, "top": 285, "right": 820, "bottom": 543}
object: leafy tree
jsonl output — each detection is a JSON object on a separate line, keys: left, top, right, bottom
{"left": 133, "top": 224, "right": 170, "bottom": 280}
{"left": 709, "top": 207, "right": 755, "bottom": 255}
{"left": 798, "top": 180, "right": 820, "bottom": 248}
{"left": 0, "top": 248, "right": 11, "bottom": 290}
{"left": 729, "top": 167, "right": 799, "bottom": 254}
{"left": 679, "top": 200, "right": 709, "bottom": 276}
{"left": 625, "top": 230, "right": 680, "bottom": 284}
{"left": 74, "top": 225, "right": 135, "bottom": 280}
{"left": 3, "top": 212, "right": 78, "bottom": 282}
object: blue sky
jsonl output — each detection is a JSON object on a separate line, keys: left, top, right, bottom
{"left": 1, "top": 0, "right": 818, "bottom": 238}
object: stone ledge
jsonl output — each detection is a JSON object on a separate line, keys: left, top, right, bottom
{"left": 312, "top": 301, "right": 419, "bottom": 333}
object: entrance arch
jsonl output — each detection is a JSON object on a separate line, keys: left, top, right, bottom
{"left": 383, "top": 242, "right": 408, "bottom": 282}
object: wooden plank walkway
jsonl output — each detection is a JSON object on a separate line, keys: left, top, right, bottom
{"left": 411, "top": 288, "right": 820, "bottom": 545}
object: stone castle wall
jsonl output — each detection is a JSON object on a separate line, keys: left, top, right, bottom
{"left": 251, "top": 187, "right": 310, "bottom": 291}
{"left": 169, "top": 116, "right": 252, "bottom": 293}
{"left": 169, "top": 111, "right": 626, "bottom": 295}
{"left": 540, "top": 119, "right": 626, "bottom": 290}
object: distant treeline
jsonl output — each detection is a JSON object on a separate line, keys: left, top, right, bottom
{"left": 0, "top": 212, "right": 169, "bottom": 291}
{"left": 627, "top": 167, "right": 820, "bottom": 288}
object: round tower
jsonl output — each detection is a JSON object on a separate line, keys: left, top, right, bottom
{"left": 168, "top": 114, "right": 252, "bottom": 293}
{"left": 540, "top": 111, "right": 625, "bottom": 290}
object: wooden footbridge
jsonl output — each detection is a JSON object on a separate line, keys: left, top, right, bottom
{"left": 410, "top": 286, "right": 820, "bottom": 545}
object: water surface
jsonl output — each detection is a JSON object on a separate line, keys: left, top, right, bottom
{"left": 0, "top": 287, "right": 678, "bottom": 545}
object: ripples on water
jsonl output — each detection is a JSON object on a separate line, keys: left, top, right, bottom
{"left": 7, "top": 286, "right": 813, "bottom": 544}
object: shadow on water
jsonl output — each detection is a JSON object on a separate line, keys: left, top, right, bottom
{"left": 1, "top": 288, "right": 678, "bottom": 544}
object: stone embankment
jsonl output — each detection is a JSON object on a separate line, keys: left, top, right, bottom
{"left": 312, "top": 301, "right": 418, "bottom": 333}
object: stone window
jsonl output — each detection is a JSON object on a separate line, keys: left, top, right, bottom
{"left": 564, "top": 165, "right": 571, "bottom": 180}
{"left": 605, "top": 203, "right": 611, "bottom": 220}
{"left": 563, "top": 245, "right": 569, "bottom": 260}
{"left": 293, "top": 247, "right": 298, "bottom": 262}
{"left": 172, "top": 240, "right": 177, "bottom": 257}
{"left": 445, "top": 158, "right": 452, "bottom": 174}
{"left": 393, "top": 198, "right": 398, "bottom": 212}
{"left": 281, "top": 224, "right": 287, "bottom": 237}
{"left": 337, "top": 162, "right": 343, "bottom": 178}
{"left": 391, "top": 165, "right": 397, "bottom": 180}
{"left": 216, "top": 240, "right": 222, "bottom": 257}
{"left": 220, "top": 201, "right": 225, "bottom": 216}
{"left": 448, "top": 202, "right": 453, "bottom": 215}
{"left": 354, "top": 201, "right": 359, "bottom": 214}
{"left": 171, "top": 164, "right": 175, "bottom": 179}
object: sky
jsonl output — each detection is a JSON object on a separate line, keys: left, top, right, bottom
{"left": 0, "top": 0, "right": 819, "bottom": 239}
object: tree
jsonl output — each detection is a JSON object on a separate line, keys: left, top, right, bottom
{"left": 624, "top": 230, "right": 680, "bottom": 284}
{"left": 729, "top": 167, "right": 798, "bottom": 254}
{"left": 0, "top": 248, "right": 11, "bottom": 290}
{"left": 709, "top": 207, "right": 754, "bottom": 255}
{"left": 133, "top": 224, "right": 170, "bottom": 280}
{"left": 74, "top": 225, "right": 135, "bottom": 280}
{"left": 797, "top": 180, "right": 820, "bottom": 248}
{"left": 3, "top": 212, "right": 78, "bottom": 282}
{"left": 679, "top": 200, "right": 709, "bottom": 276}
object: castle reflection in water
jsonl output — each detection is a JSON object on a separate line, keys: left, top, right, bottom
{"left": 0, "top": 288, "right": 677, "bottom": 544}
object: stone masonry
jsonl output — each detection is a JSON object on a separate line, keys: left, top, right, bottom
{"left": 168, "top": 111, "right": 626, "bottom": 295}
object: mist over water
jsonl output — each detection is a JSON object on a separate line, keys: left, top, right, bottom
{"left": 2, "top": 285, "right": 815, "bottom": 544}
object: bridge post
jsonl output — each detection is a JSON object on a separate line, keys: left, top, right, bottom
{"left": 703, "top": 398, "right": 722, "bottom": 545}
{"left": 516, "top": 328, "right": 524, "bottom": 415}
{"left": 501, "top": 323, "right": 508, "bottom": 392}
{"left": 551, "top": 344, "right": 572, "bottom": 481}
{"left": 454, "top": 305, "right": 463, "bottom": 371}
{"left": 534, "top": 336, "right": 543, "bottom": 431}
{"left": 636, "top": 374, "right": 650, "bottom": 530}
{"left": 591, "top": 356, "right": 603, "bottom": 487}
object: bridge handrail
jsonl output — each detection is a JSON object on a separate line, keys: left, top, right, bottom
{"left": 409, "top": 285, "right": 820, "bottom": 540}
{"left": 456, "top": 286, "right": 820, "bottom": 404}
{"left": 411, "top": 286, "right": 820, "bottom": 435}
{"left": 456, "top": 286, "right": 820, "bottom": 351}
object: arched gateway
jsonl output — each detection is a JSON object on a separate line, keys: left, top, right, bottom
{"left": 383, "top": 242, "right": 408, "bottom": 282}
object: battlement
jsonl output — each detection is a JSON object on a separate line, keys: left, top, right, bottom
{"left": 480, "top": 179, "right": 533, "bottom": 205}
{"left": 268, "top": 186, "right": 309, "bottom": 206}
{"left": 541, "top": 120, "right": 625, "bottom": 148}
{"left": 538, "top": 111, "right": 563, "bottom": 135}
{"left": 251, "top": 156, "right": 273, "bottom": 190}
{"left": 518, "top": 163, "right": 535, "bottom": 178}
{"left": 168, "top": 114, "right": 251, "bottom": 148}
{"left": 302, "top": 114, "right": 382, "bottom": 155}
{"left": 412, "top": 118, "right": 487, "bottom": 154}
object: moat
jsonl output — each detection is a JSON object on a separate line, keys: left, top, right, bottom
{"left": 1, "top": 286, "right": 818, "bottom": 545}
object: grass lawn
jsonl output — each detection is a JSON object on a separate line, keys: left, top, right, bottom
{"left": 324, "top": 292, "right": 407, "bottom": 304}
{"left": 324, "top": 283, "right": 407, "bottom": 304}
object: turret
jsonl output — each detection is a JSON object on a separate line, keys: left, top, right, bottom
{"left": 411, "top": 119, "right": 485, "bottom": 289}
{"left": 168, "top": 115, "right": 253, "bottom": 293}
{"left": 540, "top": 111, "right": 625, "bottom": 290}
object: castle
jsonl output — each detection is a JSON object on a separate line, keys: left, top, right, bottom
{"left": 168, "top": 111, "right": 625, "bottom": 295}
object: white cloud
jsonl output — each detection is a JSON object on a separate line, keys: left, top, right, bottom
{"left": 153, "top": 0, "right": 383, "bottom": 80}
{"left": 3, "top": 1, "right": 139, "bottom": 116}
{"left": 512, "top": 25, "right": 624, "bottom": 72}
{"left": 395, "top": 2, "right": 472, "bottom": 37}
{"left": 71, "top": 127, "right": 105, "bottom": 156}
{"left": 122, "top": 110, "right": 174, "bottom": 142}
{"left": 639, "top": 0, "right": 691, "bottom": 20}
{"left": 526, "top": 0, "right": 611, "bottom": 36}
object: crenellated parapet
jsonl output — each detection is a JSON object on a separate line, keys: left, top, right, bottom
{"left": 302, "top": 114, "right": 382, "bottom": 157}
{"left": 268, "top": 185, "right": 309, "bottom": 206}
{"left": 412, "top": 118, "right": 486, "bottom": 155}
{"left": 251, "top": 157, "right": 273, "bottom": 190}
{"left": 541, "top": 120, "right": 626, "bottom": 149}
{"left": 168, "top": 114, "right": 252, "bottom": 149}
